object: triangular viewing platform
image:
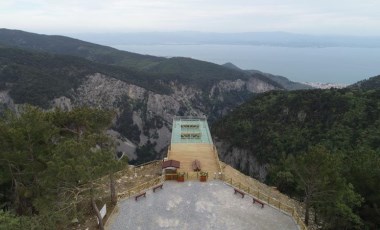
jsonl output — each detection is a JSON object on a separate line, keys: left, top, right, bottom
{"left": 165, "top": 117, "right": 221, "bottom": 178}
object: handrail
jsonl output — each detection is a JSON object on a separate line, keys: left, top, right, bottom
{"left": 117, "top": 176, "right": 163, "bottom": 200}
{"left": 104, "top": 175, "right": 163, "bottom": 227}
{"left": 212, "top": 145, "right": 223, "bottom": 174}
{"left": 133, "top": 160, "right": 161, "bottom": 168}
{"left": 173, "top": 116, "right": 207, "bottom": 120}
{"left": 221, "top": 176, "right": 307, "bottom": 230}
{"left": 113, "top": 160, "right": 161, "bottom": 175}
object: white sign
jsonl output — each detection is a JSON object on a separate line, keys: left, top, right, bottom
{"left": 97, "top": 204, "right": 107, "bottom": 224}
{"left": 100, "top": 204, "right": 106, "bottom": 219}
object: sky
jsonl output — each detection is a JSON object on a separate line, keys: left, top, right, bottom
{"left": 1, "top": 0, "right": 380, "bottom": 36}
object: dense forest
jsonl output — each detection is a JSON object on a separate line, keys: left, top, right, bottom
{"left": 212, "top": 88, "right": 380, "bottom": 229}
{"left": 0, "top": 47, "right": 175, "bottom": 107}
{"left": 0, "top": 46, "right": 282, "bottom": 109}
{"left": 0, "top": 106, "right": 127, "bottom": 229}
{"left": 2, "top": 29, "right": 379, "bottom": 229}
{"left": 350, "top": 75, "right": 380, "bottom": 90}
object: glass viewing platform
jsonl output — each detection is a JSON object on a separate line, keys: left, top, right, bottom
{"left": 171, "top": 117, "right": 213, "bottom": 144}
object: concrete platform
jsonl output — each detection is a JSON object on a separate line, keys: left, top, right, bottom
{"left": 107, "top": 181, "right": 299, "bottom": 230}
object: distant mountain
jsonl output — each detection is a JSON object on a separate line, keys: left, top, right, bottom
{"left": 302, "top": 82, "right": 347, "bottom": 89}
{"left": 246, "top": 70, "right": 312, "bottom": 90}
{"left": 69, "top": 31, "right": 380, "bottom": 48}
{"left": 0, "top": 29, "right": 284, "bottom": 164}
{"left": 0, "top": 28, "right": 164, "bottom": 70}
{"left": 350, "top": 75, "right": 380, "bottom": 90}
{"left": 0, "top": 47, "right": 173, "bottom": 107}
{"left": 222, "top": 62, "right": 242, "bottom": 71}
{"left": 223, "top": 62, "right": 311, "bottom": 90}
{"left": 0, "top": 29, "right": 280, "bottom": 89}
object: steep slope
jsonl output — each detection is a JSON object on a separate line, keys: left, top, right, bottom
{"left": 212, "top": 89, "right": 380, "bottom": 177}
{"left": 0, "top": 29, "right": 284, "bottom": 91}
{"left": 222, "top": 62, "right": 242, "bottom": 71}
{"left": 0, "top": 47, "right": 172, "bottom": 107}
{"left": 0, "top": 28, "right": 163, "bottom": 70}
{"left": 350, "top": 75, "right": 380, "bottom": 90}
{"left": 211, "top": 88, "right": 380, "bottom": 228}
{"left": 247, "top": 70, "right": 312, "bottom": 90}
{"left": 222, "top": 62, "right": 311, "bottom": 90}
{"left": 0, "top": 46, "right": 280, "bottom": 163}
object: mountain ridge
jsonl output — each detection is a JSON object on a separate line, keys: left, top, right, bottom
{"left": 0, "top": 28, "right": 284, "bottom": 90}
{"left": 0, "top": 43, "right": 279, "bottom": 163}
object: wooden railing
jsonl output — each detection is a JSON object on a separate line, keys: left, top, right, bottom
{"left": 164, "top": 172, "right": 210, "bottom": 181}
{"left": 112, "top": 160, "right": 161, "bottom": 179}
{"left": 212, "top": 145, "right": 223, "bottom": 174}
{"left": 117, "top": 176, "right": 163, "bottom": 200}
{"left": 134, "top": 160, "right": 161, "bottom": 169}
{"left": 221, "top": 176, "right": 307, "bottom": 230}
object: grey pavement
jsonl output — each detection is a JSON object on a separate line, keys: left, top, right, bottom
{"left": 107, "top": 180, "right": 299, "bottom": 230}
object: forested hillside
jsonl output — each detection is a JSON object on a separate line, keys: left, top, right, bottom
{"left": 0, "top": 106, "right": 127, "bottom": 229}
{"left": 222, "top": 62, "right": 312, "bottom": 90}
{"left": 0, "top": 28, "right": 289, "bottom": 164}
{"left": 0, "top": 28, "right": 164, "bottom": 70}
{"left": 0, "top": 47, "right": 174, "bottom": 107}
{"left": 212, "top": 88, "right": 380, "bottom": 229}
{"left": 0, "top": 28, "right": 280, "bottom": 89}
{"left": 350, "top": 75, "right": 380, "bottom": 90}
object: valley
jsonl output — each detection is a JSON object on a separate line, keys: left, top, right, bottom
{"left": 0, "top": 28, "right": 379, "bottom": 229}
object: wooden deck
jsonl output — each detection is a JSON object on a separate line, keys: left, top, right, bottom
{"left": 168, "top": 143, "right": 220, "bottom": 174}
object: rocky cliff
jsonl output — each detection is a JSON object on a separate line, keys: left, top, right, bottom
{"left": 42, "top": 73, "right": 278, "bottom": 163}
{"left": 214, "top": 140, "right": 268, "bottom": 181}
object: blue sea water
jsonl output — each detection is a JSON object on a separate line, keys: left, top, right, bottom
{"left": 113, "top": 44, "right": 380, "bottom": 84}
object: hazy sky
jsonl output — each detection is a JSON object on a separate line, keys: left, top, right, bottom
{"left": 1, "top": 0, "right": 380, "bottom": 35}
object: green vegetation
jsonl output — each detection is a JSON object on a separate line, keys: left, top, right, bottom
{"left": 0, "top": 47, "right": 173, "bottom": 107}
{"left": 147, "top": 57, "right": 254, "bottom": 90}
{"left": 212, "top": 88, "right": 380, "bottom": 229}
{"left": 114, "top": 96, "right": 141, "bottom": 143}
{"left": 0, "top": 28, "right": 164, "bottom": 70}
{"left": 222, "top": 62, "right": 308, "bottom": 90}
{"left": 0, "top": 29, "right": 283, "bottom": 93}
{"left": 251, "top": 71, "right": 313, "bottom": 90}
{"left": 0, "top": 106, "right": 126, "bottom": 229}
{"left": 350, "top": 75, "right": 380, "bottom": 90}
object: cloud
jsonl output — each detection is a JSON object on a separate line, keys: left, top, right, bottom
{"left": 0, "top": 0, "right": 379, "bottom": 35}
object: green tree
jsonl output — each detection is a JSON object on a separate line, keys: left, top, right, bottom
{"left": 0, "top": 106, "right": 125, "bottom": 229}
{"left": 291, "top": 146, "right": 362, "bottom": 228}
{"left": 42, "top": 108, "right": 120, "bottom": 229}
{"left": 345, "top": 149, "right": 380, "bottom": 229}
{"left": 0, "top": 106, "right": 57, "bottom": 215}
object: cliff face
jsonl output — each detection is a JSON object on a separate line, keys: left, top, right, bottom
{"left": 56, "top": 73, "right": 277, "bottom": 162}
{"left": 0, "top": 90, "right": 15, "bottom": 112}
{"left": 215, "top": 140, "right": 268, "bottom": 181}
{"left": 1, "top": 72, "right": 278, "bottom": 163}
{"left": 0, "top": 32, "right": 282, "bottom": 164}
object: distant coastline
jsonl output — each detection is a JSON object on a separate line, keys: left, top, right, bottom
{"left": 112, "top": 44, "right": 380, "bottom": 84}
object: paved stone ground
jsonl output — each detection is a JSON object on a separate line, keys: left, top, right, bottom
{"left": 107, "top": 181, "right": 299, "bottom": 230}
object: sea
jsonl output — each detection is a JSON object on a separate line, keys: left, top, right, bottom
{"left": 113, "top": 44, "right": 380, "bottom": 84}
